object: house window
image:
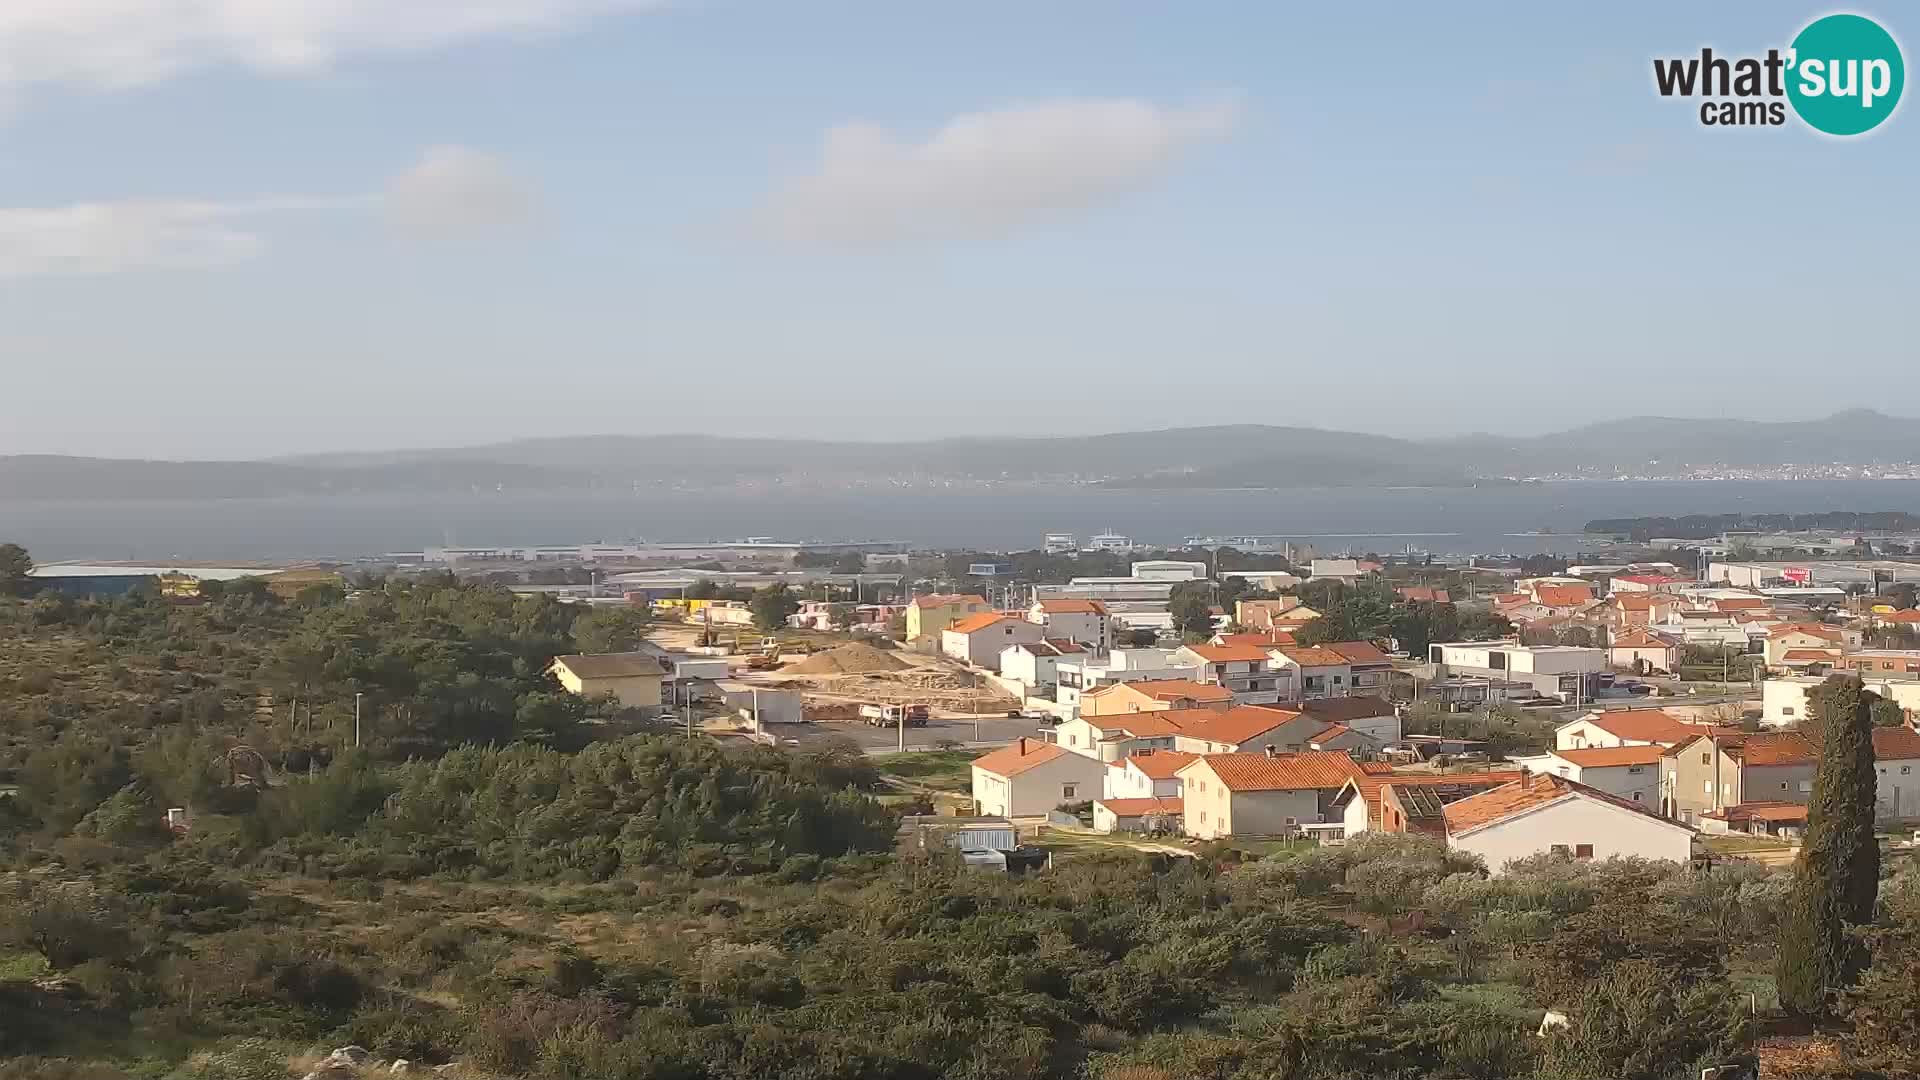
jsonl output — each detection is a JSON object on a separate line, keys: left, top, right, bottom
{"left": 1198, "top": 810, "right": 1208, "bottom": 824}
{"left": 1781, "top": 782, "right": 1789, "bottom": 791}
{"left": 1799, "top": 780, "right": 1813, "bottom": 792}
{"left": 1904, "top": 766, "right": 1913, "bottom": 775}
{"left": 1633, "top": 792, "right": 1643, "bottom": 801}
{"left": 1702, "top": 781, "right": 1713, "bottom": 794}
{"left": 1550, "top": 844, "right": 1570, "bottom": 855}
{"left": 1575, "top": 844, "right": 1594, "bottom": 859}
{"left": 1628, "top": 765, "right": 1644, "bottom": 774}
{"left": 1701, "top": 753, "right": 1711, "bottom": 765}
{"left": 1062, "top": 784, "right": 1078, "bottom": 800}
{"left": 1782, "top": 707, "right": 1795, "bottom": 717}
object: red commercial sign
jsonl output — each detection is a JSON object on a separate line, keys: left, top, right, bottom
{"left": 1782, "top": 567, "right": 1812, "bottom": 584}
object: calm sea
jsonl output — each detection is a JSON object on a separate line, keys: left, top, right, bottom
{"left": 7, "top": 480, "right": 1920, "bottom": 563}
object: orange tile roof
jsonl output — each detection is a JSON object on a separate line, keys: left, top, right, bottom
{"left": 970, "top": 738, "right": 1072, "bottom": 778}
{"left": 1324, "top": 640, "right": 1393, "bottom": 666}
{"left": 1610, "top": 629, "right": 1679, "bottom": 649}
{"left": 1873, "top": 726, "right": 1920, "bottom": 761}
{"left": 1397, "top": 586, "right": 1451, "bottom": 603}
{"left": 1095, "top": 796, "right": 1183, "bottom": 817}
{"left": 1338, "top": 771, "right": 1521, "bottom": 829}
{"left": 1178, "top": 705, "right": 1305, "bottom": 746}
{"left": 1441, "top": 772, "right": 1672, "bottom": 835}
{"left": 1279, "top": 646, "right": 1350, "bottom": 667}
{"left": 1216, "top": 632, "right": 1295, "bottom": 649}
{"left": 1184, "top": 751, "right": 1368, "bottom": 792}
{"left": 912, "top": 593, "right": 987, "bottom": 609}
{"left": 1723, "top": 732, "right": 1817, "bottom": 767}
{"left": 1535, "top": 585, "right": 1595, "bottom": 607}
{"left": 1084, "top": 712, "right": 1199, "bottom": 738}
{"left": 1880, "top": 609, "right": 1920, "bottom": 623}
{"left": 1713, "top": 597, "right": 1769, "bottom": 611}
{"left": 1616, "top": 574, "right": 1686, "bottom": 586}
{"left": 1492, "top": 592, "right": 1529, "bottom": 606}
{"left": 1120, "top": 678, "right": 1235, "bottom": 703}
{"left": 1614, "top": 594, "right": 1664, "bottom": 610}
{"left": 1183, "top": 642, "right": 1275, "bottom": 663}
{"left": 945, "top": 612, "right": 1012, "bottom": 635}
{"left": 1575, "top": 709, "right": 1699, "bottom": 745}
{"left": 1035, "top": 598, "right": 1108, "bottom": 615}
{"left": 1308, "top": 723, "right": 1354, "bottom": 744}
{"left": 1702, "top": 800, "right": 1808, "bottom": 824}
{"left": 1782, "top": 648, "right": 1843, "bottom": 662}
{"left": 1119, "top": 751, "right": 1199, "bottom": 779}
{"left": 1552, "top": 745, "right": 1669, "bottom": 767}
{"left": 1769, "top": 623, "right": 1844, "bottom": 640}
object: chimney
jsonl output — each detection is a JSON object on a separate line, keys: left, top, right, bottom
{"left": 1519, "top": 770, "right": 1533, "bottom": 790}
{"left": 1264, "top": 744, "right": 1277, "bottom": 758}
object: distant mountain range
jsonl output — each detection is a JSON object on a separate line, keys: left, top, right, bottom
{"left": 2, "top": 410, "right": 1914, "bottom": 500}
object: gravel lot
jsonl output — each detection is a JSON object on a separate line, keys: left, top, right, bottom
{"left": 765, "top": 713, "right": 1048, "bottom": 753}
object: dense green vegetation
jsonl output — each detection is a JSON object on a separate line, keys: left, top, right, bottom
{"left": 3, "top": 550, "right": 1919, "bottom": 1079}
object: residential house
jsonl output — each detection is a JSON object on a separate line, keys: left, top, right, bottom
{"left": 1555, "top": 708, "right": 1707, "bottom": 751}
{"left": 1611, "top": 593, "right": 1678, "bottom": 629}
{"left": 1322, "top": 640, "right": 1394, "bottom": 697}
{"left": 1079, "top": 678, "right": 1233, "bottom": 716}
{"left": 1442, "top": 773, "right": 1695, "bottom": 873}
{"left": 970, "top": 738, "right": 1109, "bottom": 817}
{"left": 1309, "top": 559, "right": 1367, "bottom": 584}
{"left": 1236, "top": 597, "right": 1313, "bottom": 631}
{"left": 1332, "top": 771, "right": 1522, "bottom": 839}
{"left": 906, "top": 593, "right": 991, "bottom": 641}
{"left": 1661, "top": 731, "right": 1817, "bottom": 825}
{"left": 1520, "top": 580, "right": 1597, "bottom": 608}
{"left": 1055, "top": 710, "right": 1204, "bottom": 762}
{"left": 1177, "top": 751, "right": 1376, "bottom": 840}
{"left": 1874, "top": 725, "right": 1920, "bottom": 822}
{"left": 1173, "top": 706, "right": 1329, "bottom": 755}
{"left": 549, "top": 651, "right": 667, "bottom": 713}
{"left": 1509, "top": 745, "right": 1665, "bottom": 807}
{"left": 1429, "top": 642, "right": 1606, "bottom": 702}
{"left": 1028, "top": 598, "right": 1115, "bottom": 650}
{"left": 1698, "top": 802, "right": 1808, "bottom": 839}
{"left": 1843, "top": 649, "right": 1920, "bottom": 678}
{"left": 941, "top": 613, "right": 1044, "bottom": 669}
{"left": 1290, "top": 696, "right": 1403, "bottom": 744}
{"left": 1396, "top": 586, "right": 1451, "bottom": 604}
{"left": 999, "top": 639, "right": 1086, "bottom": 690}
{"left": 1214, "top": 629, "right": 1300, "bottom": 649}
{"left": 1779, "top": 647, "right": 1845, "bottom": 674}
{"left": 1273, "top": 646, "right": 1353, "bottom": 700}
{"left": 1172, "top": 642, "right": 1292, "bottom": 704}
{"left": 1609, "top": 629, "right": 1683, "bottom": 674}
{"left": 1091, "top": 797, "right": 1185, "bottom": 834}
{"left": 1764, "top": 623, "right": 1850, "bottom": 667}
{"left": 1103, "top": 750, "right": 1198, "bottom": 800}
{"left": 1053, "top": 649, "right": 1203, "bottom": 711}
{"left": 1757, "top": 674, "right": 1920, "bottom": 727}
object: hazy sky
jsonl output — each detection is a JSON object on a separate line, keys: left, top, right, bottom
{"left": 2, "top": 2, "right": 1915, "bottom": 459}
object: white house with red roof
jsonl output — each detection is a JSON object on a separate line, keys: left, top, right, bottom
{"left": 1103, "top": 750, "right": 1198, "bottom": 800}
{"left": 1027, "top": 598, "right": 1115, "bottom": 651}
{"left": 1441, "top": 772, "right": 1695, "bottom": 873}
{"left": 1272, "top": 646, "right": 1353, "bottom": 700}
{"left": 1507, "top": 744, "right": 1666, "bottom": 806}
{"left": 1609, "top": 629, "right": 1682, "bottom": 674}
{"left": 941, "top": 612, "right": 1044, "bottom": 670}
{"left": 1554, "top": 708, "right": 1708, "bottom": 751}
{"left": 970, "top": 738, "right": 1108, "bottom": 817}
{"left": 1170, "top": 642, "right": 1292, "bottom": 704}
{"left": 1875, "top": 725, "right": 1920, "bottom": 822}
{"left": 999, "top": 639, "right": 1087, "bottom": 690}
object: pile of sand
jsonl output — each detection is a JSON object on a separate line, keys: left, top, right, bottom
{"left": 785, "top": 643, "right": 911, "bottom": 675}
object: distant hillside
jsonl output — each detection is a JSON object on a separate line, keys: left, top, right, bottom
{"left": 6, "top": 410, "right": 1919, "bottom": 500}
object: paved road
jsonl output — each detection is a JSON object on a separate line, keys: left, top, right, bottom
{"left": 767, "top": 713, "right": 1045, "bottom": 753}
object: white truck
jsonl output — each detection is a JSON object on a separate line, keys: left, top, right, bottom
{"left": 860, "top": 703, "right": 929, "bottom": 728}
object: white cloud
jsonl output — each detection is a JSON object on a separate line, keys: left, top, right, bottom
{"left": 0, "top": 197, "right": 347, "bottom": 278}
{"left": 763, "top": 98, "right": 1239, "bottom": 245}
{"left": 0, "top": 0, "right": 660, "bottom": 93}
{"left": 384, "top": 145, "right": 533, "bottom": 234}
{"left": 0, "top": 146, "right": 523, "bottom": 278}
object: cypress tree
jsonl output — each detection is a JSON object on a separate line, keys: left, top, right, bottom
{"left": 1775, "top": 675, "right": 1880, "bottom": 1017}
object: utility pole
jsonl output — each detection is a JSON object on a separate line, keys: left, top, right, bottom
{"left": 353, "top": 692, "right": 363, "bottom": 749}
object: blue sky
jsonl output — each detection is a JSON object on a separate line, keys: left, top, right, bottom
{"left": 1, "top": 1, "right": 1914, "bottom": 458}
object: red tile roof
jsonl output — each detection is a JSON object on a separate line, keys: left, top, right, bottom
{"left": 1552, "top": 745, "right": 1669, "bottom": 767}
{"left": 1397, "top": 587, "right": 1451, "bottom": 604}
{"left": 1722, "top": 732, "right": 1817, "bottom": 767}
{"left": 1703, "top": 800, "right": 1808, "bottom": 824}
{"left": 1614, "top": 594, "right": 1665, "bottom": 611}
{"left": 1610, "top": 629, "right": 1679, "bottom": 650}
{"left": 1782, "top": 648, "right": 1844, "bottom": 662}
{"left": 1713, "top": 597, "right": 1769, "bottom": 611}
{"left": 1324, "top": 640, "right": 1393, "bottom": 666}
{"left": 1574, "top": 709, "right": 1699, "bottom": 745}
{"left": 1879, "top": 610, "right": 1920, "bottom": 624}
{"left": 1084, "top": 711, "right": 1201, "bottom": 738}
{"left": 1492, "top": 593, "right": 1529, "bottom": 607}
{"left": 1442, "top": 772, "right": 1676, "bottom": 835}
{"left": 1119, "top": 751, "right": 1199, "bottom": 779}
{"left": 1183, "top": 642, "right": 1275, "bottom": 663}
{"left": 1096, "top": 796, "right": 1184, "bottom": 817}
{"left": 1535, "top": 585, "right": 1596, "bottom": 607}
{"left": 946, "top": 612, "right": 1012, "bottom": 635}
{"left": 1035, "top": 598, "right": 1109, "bottom": 615}
{"left": 1179, "top": 705, "right": 1304, "bottom": 746}
{"left": 1184, "top": 751, "right": 1369, "bottom": 792}
{"left": 1089, "top": 678, "right": 1235, "bottom": 703}
{"left": 1873, "top": 726, "right": 1920, "bottom": 761}
{"left": 1278, "top": 646, "right": 1350, "bottom": 667}
{"left": 971, "top": 738, "right": 1072, "bottom": 778}
{"left": 1338, "top": 771, "right": 1521, "bottom": 829}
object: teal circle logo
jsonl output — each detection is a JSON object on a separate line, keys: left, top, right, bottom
{"left": 1786, "top": 14, "right": 1904, "bottom": 135}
